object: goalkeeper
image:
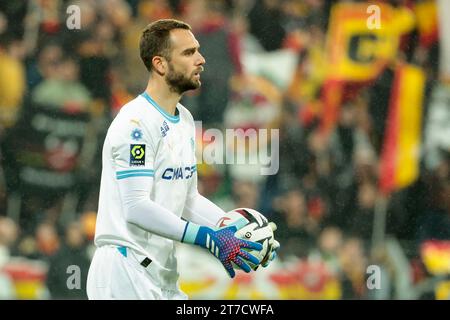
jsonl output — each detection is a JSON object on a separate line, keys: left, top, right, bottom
{"left": 86, "top": 19, "right": 277, "bottom": 300}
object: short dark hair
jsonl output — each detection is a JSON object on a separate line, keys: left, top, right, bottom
{"left": 139, "top": 19, "right": 191, "bottom": 72}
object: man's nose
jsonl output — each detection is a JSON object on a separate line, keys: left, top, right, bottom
{"left": 197, "top": 52, "right": 206, "bottom": 66}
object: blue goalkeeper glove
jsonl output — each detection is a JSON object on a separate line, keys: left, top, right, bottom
{"left": 182, "top": 221, "right": 263, "bottom": 278}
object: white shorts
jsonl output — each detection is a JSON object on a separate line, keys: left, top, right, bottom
{"left": 86, "top": 245, "right": 188, "bottom": 300}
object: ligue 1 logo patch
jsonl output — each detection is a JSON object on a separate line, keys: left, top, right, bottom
{"left": 130, "top": 144, "right": 145, "bottom": 166}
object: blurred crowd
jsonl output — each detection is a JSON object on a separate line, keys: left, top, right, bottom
{"left": 0, "top": 0, "right": 449, "bottom": 299}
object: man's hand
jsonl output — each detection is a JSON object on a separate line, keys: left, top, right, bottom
{"left": 182, "top": 222, "right": 263, "bottom": 278}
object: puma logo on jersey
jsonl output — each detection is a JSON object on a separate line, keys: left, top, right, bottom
{"left": 130, "top": 119, "right": 141, "bottom": 127}
{"left": 161, "top": 165, "right": 196, "bottom": 180}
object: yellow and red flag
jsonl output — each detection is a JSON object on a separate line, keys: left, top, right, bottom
{"left": 325, "top": 2, "right": 414, "bottom": 82}
{"left": 421, "top": 240, "right": 450, "bottom": 276}
{"left": 420, "top": 240, "right": 450, "bottom": 300}
{"left": 437, "top": 0, "right": 450, "bottom": 82}
{"left": 321, "top": 2, "right": 415, "bottom": 136}
{"left": 414, "top": 0, "right": 439, "bottom": 48}
{"left": 320, "top": 79, "right": 344, "bottom": 135}
{"left": 379, "top": 63, "right": 425, "bottom": 194}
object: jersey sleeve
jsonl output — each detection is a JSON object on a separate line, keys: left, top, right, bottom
{"left": 182, "top": 193, "right": 226, "bottom": 228}
{"left": 108, "top": 114, "right": 188, "bottom": 241}
{"left": 109, "top": 117, "right": 156, "bottom": 179}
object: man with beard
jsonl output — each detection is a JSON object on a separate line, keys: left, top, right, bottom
{"left": 86, "top": 19, "right": 265, "bottom": 300}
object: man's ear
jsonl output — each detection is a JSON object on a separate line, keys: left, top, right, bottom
{"left": 152, "top": 56, "right": 166, "bottom": 75}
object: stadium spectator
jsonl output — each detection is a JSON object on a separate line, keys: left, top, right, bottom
{"left": 0, "top": 217, "right": 18, "bottom": 299}
{"left": 0, "top": 0, "right": 448, "bottom": 299}
{"left": 0, "top": 35, "right": 25, "bottom": 132}
{"left": 338, "top": 237, "right": 368, "bottom": 299}
{"left": 181, "top": 0, "right": 241, "bottom": 126}
{"left": 31, "top": 54, "right": 91, "bottom": 112}
{"left": 247, "top": 0, "right": 286, "bottom": 52}
{"left": 35, "top": 222, "right": 60, "bottom": 260}
{"left": 271, "top": 185, "right": 317, "bottom": 258}
{"left": 46, "top": 221, "right": 90, "bottom": 299}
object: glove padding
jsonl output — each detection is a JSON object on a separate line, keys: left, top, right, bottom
{"left": 261, "top": 222, "right": 280, "bottom": 268}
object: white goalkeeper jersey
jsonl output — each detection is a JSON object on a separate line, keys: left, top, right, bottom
{"left": 94, "top": 92, "right": 197, "bottom": 287}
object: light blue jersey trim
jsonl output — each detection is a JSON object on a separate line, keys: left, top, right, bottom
{"left": 117, "top": 246, "right": 127, "bottom": 257}
{"left": 141, "top": 92, "right": 180, "bottom": 124}
{"left": 117, "top": 173, "right": 154, "bottom": 179}
{"left": 182, "top": 222, "right": 200, "bottom": 244}
{"left": 116, "top": 169, "right": 155, "bottom": 180}
{"left": 117, "top": 169, "right": 154, "bottom": 175}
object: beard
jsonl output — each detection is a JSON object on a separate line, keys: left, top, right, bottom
{"left": 165, "top": 63, "right": 200, "bottom": 95}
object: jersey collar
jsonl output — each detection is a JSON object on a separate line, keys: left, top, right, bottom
{"left": 141, "top": 92, "right": 180, "bottom": 124}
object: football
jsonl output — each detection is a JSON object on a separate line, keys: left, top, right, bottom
{"left": 216, "top": 208, "right": 275, "bottom": 270}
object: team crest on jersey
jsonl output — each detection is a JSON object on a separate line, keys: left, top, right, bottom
{"left": 160, "top": 121, "right": 170, "bottom": 137}
{"left": 130, "top": 144, "right": 145, "bottom": 166}
{"left": 131, "top": 128, "right": 143, "bottom": 141}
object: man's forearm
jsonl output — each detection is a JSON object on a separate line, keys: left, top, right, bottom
{"left": 125, "top": 197, "right": 188, "bottom": 241}
{"left": 117, "top": 176, "right": 187, "bottom": 241}
{"left": 183, "top": 192, "right": 226, "bottom": 228}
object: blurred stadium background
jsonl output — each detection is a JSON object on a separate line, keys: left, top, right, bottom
{"left": 0, "top": 0, "right": 449, "bottom": 300}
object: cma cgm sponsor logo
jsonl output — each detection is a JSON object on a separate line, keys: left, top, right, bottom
{"left": 162, "top": 165, "right": 196, "bottom": 180}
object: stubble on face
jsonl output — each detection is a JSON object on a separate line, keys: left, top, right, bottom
{"left": 165, "top": 62, "right": 201, "bottom": 95}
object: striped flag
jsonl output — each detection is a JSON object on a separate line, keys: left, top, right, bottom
{"left": 421, "top": 240, "right": 450, "bottom": 275}
{"left": 438, "top": 0, "right": 450, "bottom": 82}
{"left": 325, "top": 2, "right": 414, "bottom": 82}
{"left": 379, "top": 63, "right": 425, "bottom": 195}
{"left": 320, "top": 2, "right": 415, "bottom": 136}
{"left": 414, "top": 0, "right": 439, "bottom": 48}
{"left": 320, "top": 79, "right": 344, "bottom": 135}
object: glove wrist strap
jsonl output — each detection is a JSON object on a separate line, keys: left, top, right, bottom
{"left": 181, "top": 222, "right": 201, "bottom": 244}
